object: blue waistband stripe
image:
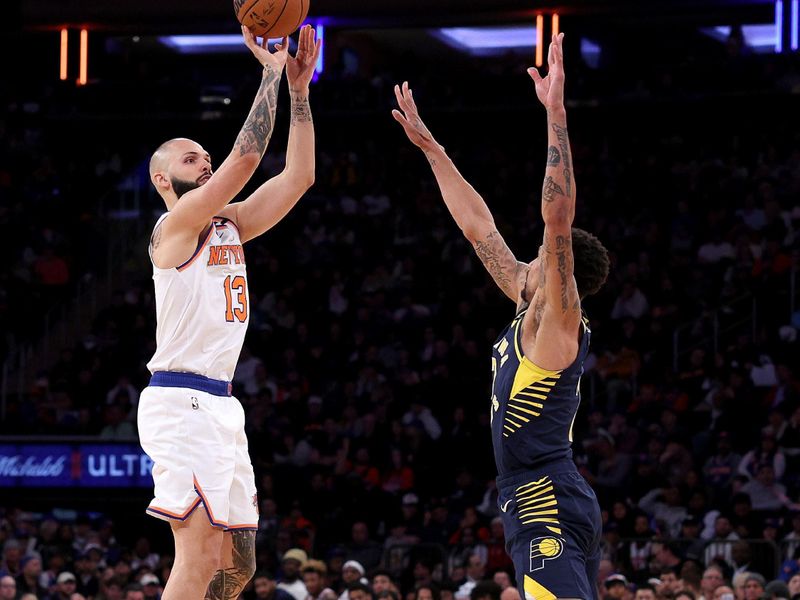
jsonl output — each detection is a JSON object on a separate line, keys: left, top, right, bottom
{"left": 149, "top": 371, "right": 232, "bottom": 397}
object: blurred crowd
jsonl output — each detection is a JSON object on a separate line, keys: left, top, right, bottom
{"left": 2, "top": 20, "right": 800, "bottom": 600}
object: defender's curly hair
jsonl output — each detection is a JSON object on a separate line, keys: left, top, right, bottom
{"left": 571, "top": 227, "right": 610, "bottom": 298}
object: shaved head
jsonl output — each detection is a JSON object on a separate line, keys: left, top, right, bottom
{"left": 149, "top": 137, "right": 198, "bottom": 180}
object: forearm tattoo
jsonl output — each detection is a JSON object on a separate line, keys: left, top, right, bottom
{"left": 204, "top": 531, "right": 256, "bottom": 600}
{"left": 235, "top": 66, "right": 281, "bottom": 157}
{"left": 547, "top": 145, "right": 561, "bottom": 167}
{"left": 555, "top": 235, "right": 571, "bottom": 311}
{"left": 290, "top": 92, "right": 313, "bottom": 124}
{"left": 551, "top": 123, "right": 573, "bottom": 198}
{"left": 474, "top": 230, "right": 518, "bottom": 297}
{"left": 542, "top": 176, "right": 565, "bottom": 203}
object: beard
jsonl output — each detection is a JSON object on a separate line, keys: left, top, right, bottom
{"left": 170, "top": 176, "right": 202, "bottom": 199}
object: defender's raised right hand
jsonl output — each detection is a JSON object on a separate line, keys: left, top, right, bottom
{"left": 392, "top": 81, "right": 441, "bottom": 153}
{"left": 242, "top": 25, "right": 288, "bottom": 72}
{"left": 528, "top": 32, "right": 566, "bottom": 111}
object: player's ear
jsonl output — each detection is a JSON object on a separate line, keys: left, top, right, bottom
{"left": 152, "top": 172, "right": 171, "bottom": 192}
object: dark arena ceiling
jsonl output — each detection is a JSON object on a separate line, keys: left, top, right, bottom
{"left": 20, "top": 0, "right": 775, "bottom": 33}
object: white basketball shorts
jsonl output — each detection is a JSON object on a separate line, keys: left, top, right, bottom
{"left": 138, "top": 380, "right": 258, "bottom": 531}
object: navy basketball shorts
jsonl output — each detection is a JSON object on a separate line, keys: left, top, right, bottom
{"left": 496, "top": 460, "right": 602, "bottom": 600}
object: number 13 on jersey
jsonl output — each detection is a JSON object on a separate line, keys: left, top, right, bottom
{"left": 224, "top": 275, "right": 248, "bottom": 323}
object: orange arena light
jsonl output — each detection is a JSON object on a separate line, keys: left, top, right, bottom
{"left": 60, "top": 29, "right": 68, "bottom": 80}
{"left": 552, "top": 13, "right": 560, "bottom": 36}
{"left": 78, "top": 29, "right": 88, "bottom": 85}
{"left": 536, "top": 14, "right": 544, "bottom": 66}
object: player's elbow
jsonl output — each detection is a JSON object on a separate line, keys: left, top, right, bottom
{"left": 233, "top": 152, "right": 262, "bottom": 173}
{"left": 542, "top": 206, "right": 572, "bottom": 226}
{"left": 285, "top": 166, "right": 315, "bottom": 191}
{"left": 462, "top": 215, "right": 495, "bottom": 244}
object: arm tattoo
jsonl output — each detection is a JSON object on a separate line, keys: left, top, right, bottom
{"left": 150, "top": 222, "right": 163, "bottom": 250}
{"left": 473, "top": 230, "right": 517, "bottom": 297}
{"left": 235, "top": 66, "right": 281, "bottom": 157}
{"left": 551, "top": 123, "right": 573, "bottom": 198}
{"left": 424, "top": 151, "right": 437, "bottom": 167}
{"left": 547, "top": 145, "right": 561, "bottom": 166}
{"left": 290, "top": 92, "right": 313, "bottom": 124}
{"left": 542, "top": 176, "right": 565, "bottom": 203}
{"left": 555, "top": 235, "right": 571, "bottom": 312}
{"left": 204, "top": 530, "right": 256, "bottom": 600}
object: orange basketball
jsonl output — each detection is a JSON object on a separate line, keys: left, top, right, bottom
{"left": 234, "top": 0, "right": 310, "bottom": 39}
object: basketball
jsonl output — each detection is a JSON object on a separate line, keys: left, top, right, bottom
{"left": 234, "top": 0, "right": 310, "bottom": 39}
{"left": 538, "top": 538, "right": 562, "bottom": 557}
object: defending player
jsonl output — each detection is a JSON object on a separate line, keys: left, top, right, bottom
{"left": 138, "top": 25, "right": 320, "bottom": 600}
{"left": 392, "top": 34, "right": 609, "bottom": 600}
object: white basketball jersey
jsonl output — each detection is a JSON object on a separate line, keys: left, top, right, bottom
{"left": 147, "top": 215, "right": 249, "bottom": 381}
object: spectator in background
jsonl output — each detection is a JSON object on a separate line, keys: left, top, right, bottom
{"left": 469, "top": 581, "right": 500, "bottom": 600}
{"left": 346, "top": 524, "right": 382, "bottom": 571}
{"left": 279, "top": 549, "right": 309, "bottom": 600}
{"left": 302, "top": 560, "right": 336, "bottom": 600}
{"left": 732, "top": 542, "right": 757, "bottom": 578}
{"left": 679, "top": 517, "right": 707, "bottom": 562}
{"left": 498, "top": 588, "right": 519, "bottom": 600}
{"left": 455, "top": 555, "right": 485, "bottom": 600}
{"left": 712, "top": 586, "right": 734, "bottom": 600}
{"left": 787, "top": 574, "right": 800, "bottom": 597}
{"left": 698, "top": 231, "right": 735, "bottom": 265}
{"left": 129, "top": 538, "right": 159, "bottom": 572}
{"left": 0, "top": 576, "right": 16, "bottom": 600}
{"left": 99, "top": 403, "right": 137, "bottom": 440}
{"left": 732, "top": 572, "right": 751, "bottom": 600}
{"left": 415, "top": 585, "right": 440, "bottom": 600}
{"left": 254, "top": 571, "right": 295, "bottom": 600}
{"left": 782, "top": 513, "right": 800, "bottom": 561}
{"left": 123, "top": 583, "right": 145, "bottom": 600}
{"left": 16, "top": 555, "right": 46, "bottom": 597}
{"left": 763, "top": 580, "right": 790, "bottom": 600}
{"left": 338, "top": 561, "right": 368, "bottom": 600}
{"left": 634, "top": 585, "right": 656, "bottom": 600}
{"left": 704, "top": 433, "right": 742, "bottom": 504}
{"left": 584, "top": 430, "right": 632, "bottom": 499}
{"left": 741, "top": 464, "right": 793, "bottom": 511}
{"left": 139, "top": 574, "right": 160, "bottom": 600}
{"left": 700, "top": 566, "right": 726, "bottom": 600}
{"left": 738, "top": 432, "right": 786, "bottom": 481}
{"left": 611, "top": 282, "right": 649, "bottom": 320}
{"left": 604, "top": 574, "right": 629, "bottom": 600}
{"left": 346, "top": 582, "right": 372, "bottom": 600}
{"left": 48, "top": 571, "right": 79, "bottom": 600}
{"left": 743, "top": 574, "right": 765, "bottom": 600}
{"left": 1, "top": 540, "right": 22, "bottom": 578}
{"left": 372, "top": 572, "right": 397, "bottom": 596}
{"left": 491, "top": 573, "right": 511, "bottom": 591}
{"left": 639, "top": 487, "right": 688, "bottom": 537}
{"left": 705, "top": 516, "right": 740, "bottom": 568}
{"left": 402, "top": 402, "right": 442, "bottom": 441}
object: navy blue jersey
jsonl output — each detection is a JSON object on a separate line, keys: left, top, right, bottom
{"left": 490, "top": 309, "right": 591, "bottom": 477}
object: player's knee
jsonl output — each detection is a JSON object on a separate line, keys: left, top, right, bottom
{"left": 232, "top": 531, "right": 256, "bottom": 580}
{"left": 192, "top": 531, "right": 225, "bottom": 577}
